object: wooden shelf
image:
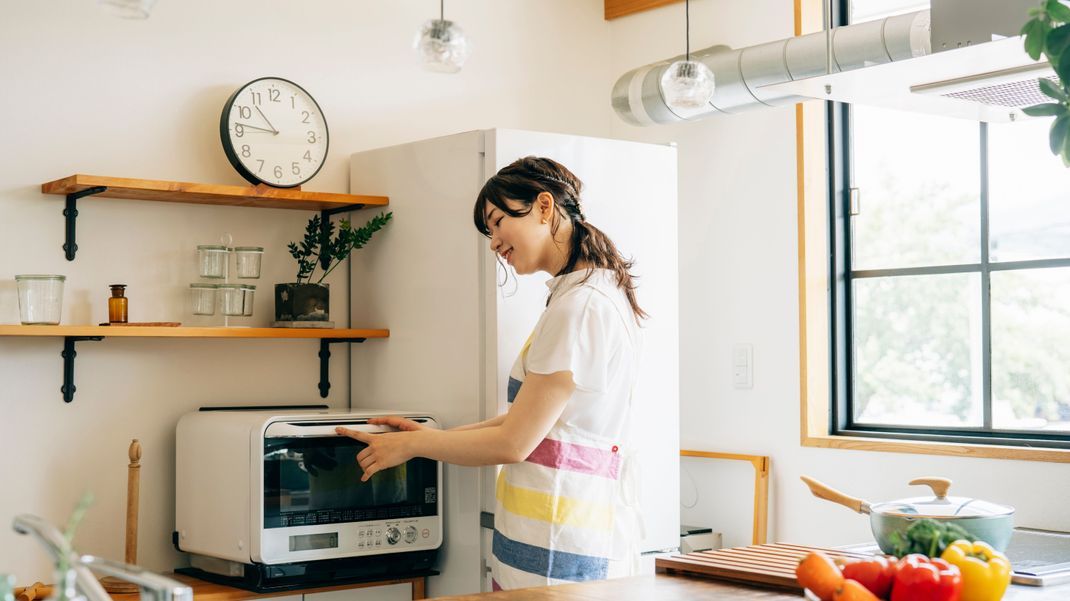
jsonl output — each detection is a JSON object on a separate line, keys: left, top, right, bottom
{"left": 42, "top": 174, "right": 388, "bottom": 211}
{"left": 0, "top": 325, "right": 388, "bottom": 339}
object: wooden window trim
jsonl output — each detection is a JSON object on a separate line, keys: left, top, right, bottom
{"left": 793, "top": 1, "right": 1070, "bottom": 464}
{"left": 604, "top": 0, "right": 682, "bottom": 20}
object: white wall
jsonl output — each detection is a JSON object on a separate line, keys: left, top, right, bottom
{"left": 0, "top": 0, "right": 614, "bottom": 583}
{"left": 608, "top": 0, "right": 1070, "bottom": 550}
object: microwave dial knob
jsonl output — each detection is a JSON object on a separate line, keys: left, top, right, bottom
{"left": 386, "top": 526, "right": 401, "bottom": 545}
{"left": 404, "top": 526, "right": 418, "bottom": 544}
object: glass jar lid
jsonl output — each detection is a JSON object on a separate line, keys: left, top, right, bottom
{"left": 239, "top": 284, "right": 256, "bottom": 290}
{"left": 15, "top": 274, "right": 66, "bottom": 280}
{"left": 190, "top": 283, "right": 219, "bottom": 289}
{"left": 233, "top": 246, "right": 264, "bottom": 252}
{"left": 218, "top": 284, "right": 243, "bottom": 290}
{"left": 197, "top": 245, "right": 228, "bottom": 251}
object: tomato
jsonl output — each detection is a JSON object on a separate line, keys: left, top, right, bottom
{"left": 841, "top": 555, "right": 897, "bottom": 599}
{"left": 796, "top": 551, "right": 845, "bottom": 601}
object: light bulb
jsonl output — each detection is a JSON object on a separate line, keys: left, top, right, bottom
{"left": 660, "top": 60, "right": 716, "bottom": 111}
{"left": 415, "top": 19, "right": 470, "bottom": 74}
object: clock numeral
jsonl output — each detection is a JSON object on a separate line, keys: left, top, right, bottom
{"left": 251, "top": 92, "right": 262, "bottom": 106}
{"left": 301, "top": 111, "right": 312, "bottom": 124}
{"left": 234, "top": 124, "right": 245, "bottom": 138}
{"left": 291, "top": 96, "right": 296, "bottom": 109}
{"left": 292, "top": 162, "right": 301, "bottom": 176}
{"left": 256, "top": 159, "right": 265, "bottom": 173}
{"left": 241, "top": 144, "right": 251, "bottom": 158}
{"left": 303, "top": 150, "right": 314, "bottom": 163}
{"left": 269, "top": 89, "right": 281, "bottom": 102}
{"left": 274, "top": 165, "right": 283, "bottom": 178}
{"left": 307, "top": 131, "right": 317, "bottom": 144}
{"left": 237, "top": 105, "right": 251, "bottom": 119}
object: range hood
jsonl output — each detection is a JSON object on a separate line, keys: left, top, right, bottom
{"left": 611, "top": 0, "right": 1049, "bottom": 125}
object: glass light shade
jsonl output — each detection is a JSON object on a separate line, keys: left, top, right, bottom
{"left": 414, "top": 19, "right": 469, "bottom": 73}
{"left": 98, "top": 0, "right": 157, "bottom": 19}
{"left": 660, "top": 60, "right": 716, "bottom": 110}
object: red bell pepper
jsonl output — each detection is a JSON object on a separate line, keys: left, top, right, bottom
{"left": 892, "top": 554, "right": 963, "bottom": 601}
{"left": 842, "top": 555, "right": 897, "bottom": 599}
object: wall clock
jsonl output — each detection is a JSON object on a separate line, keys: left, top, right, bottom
{"left": 220, "top": 77, "right": 329, "bottom": 188}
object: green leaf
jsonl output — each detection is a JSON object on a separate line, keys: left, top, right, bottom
{"left": 1048, "top": 24, "right": 1070, "bottom": 58}
{"left": 1050, "top": 114, "right": 1070, "bottom": 154}
{"left": 1050, "top": 0, "right": 1070, "bottom": 23}
{"left": 1039, "top": 77, "right": 1068, "bottom": 101}
{"left": 1023, "top": 102, "right": 1066, "bottom": 116}
{"left": 1025, "top": 20, "right": 1048, "bottom": 59}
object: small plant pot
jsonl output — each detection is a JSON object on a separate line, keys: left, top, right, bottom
{"left": 275, "top": 283, "right": 330, "bottom": 322}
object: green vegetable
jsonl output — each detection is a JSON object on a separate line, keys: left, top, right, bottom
{"left": 888, "top": 518, "right": 975, "bottom": 558}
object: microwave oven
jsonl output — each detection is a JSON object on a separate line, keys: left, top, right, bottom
{"left": 175, "top": 409, "right": 442, "bottom": 589}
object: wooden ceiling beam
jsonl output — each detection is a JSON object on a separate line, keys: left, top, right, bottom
{"left": 605, "top": 0, "right": 683, "bottom": 20}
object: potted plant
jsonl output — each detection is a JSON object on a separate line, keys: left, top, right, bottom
{"left": 274, "top": 212, "right": 392, "bottom": 326}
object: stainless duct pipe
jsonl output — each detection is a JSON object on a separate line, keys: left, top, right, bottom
{"left": 611, "top": 10, "right": 931, "bottom": 125}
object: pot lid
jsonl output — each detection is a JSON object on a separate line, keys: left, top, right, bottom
{"left": 871, "top": 477, "right": 1014, "bottom": 519}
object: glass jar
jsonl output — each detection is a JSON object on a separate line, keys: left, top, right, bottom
{"left": 190, "top": 283, "right": 217, "bottom": 315}
{"left": 15, "top": 274, "right": 65, "bottom": 325}
{"left": 108, "top": 284, "right": 128, "bottom": 323}
{"left": 219, "top": 284, "right": 245, "bottom": 316}
{"left": 197, "top": 245, "right": 228, "bottom": 279}
{"left": 233, "top": 246, "right": 264, "bottom": 279}
{"left": 240, "top": 284, "right": 256, "bottom": 316}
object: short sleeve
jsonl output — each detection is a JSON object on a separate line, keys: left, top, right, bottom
{"left": 524, "top": 290, "right": 619, "bottom": 392}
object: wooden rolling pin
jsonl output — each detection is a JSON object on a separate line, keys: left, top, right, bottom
{"left": 100, "top": 440, "right": 141, "bottom": 594}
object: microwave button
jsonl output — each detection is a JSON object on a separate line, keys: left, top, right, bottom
{"left": 404, "top": 526, "right": 418, "bottom": 544}
{"left": 386, "top": 526, "right": 400, "bottom": 545}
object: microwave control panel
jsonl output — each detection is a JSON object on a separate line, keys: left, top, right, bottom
{"left": 261, "top": 515, "right": 441, "bottom": 563}
{"left": 354, "top": 519, "right": 432, "bottom": 550}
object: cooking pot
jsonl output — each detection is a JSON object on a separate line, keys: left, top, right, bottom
{"left": 800, "top": 476, "right": 1015, "bottom": 554}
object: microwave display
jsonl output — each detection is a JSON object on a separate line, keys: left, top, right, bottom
{"left": 264, "top": 437, "right": 438, "bottom": 529}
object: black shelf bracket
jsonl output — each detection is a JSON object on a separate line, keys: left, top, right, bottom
{"left": 319, "top": 204, "right": 366, "bottom": 270}
{"left": 319, "top": 338, "right": 366, "bottom": 398}
{"left": 63, "top": 186, "right": 108, "bottom": 261}
{"left": 61, "top": 336, "right": 104, "bottom": 403}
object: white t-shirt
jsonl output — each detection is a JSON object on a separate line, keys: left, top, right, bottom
{"left": 510, "top": 268, "right": 642, "bottom": 438}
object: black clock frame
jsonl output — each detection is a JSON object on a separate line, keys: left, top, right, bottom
{"left": 219, "top": 76, "right": 330, "bottom": 189}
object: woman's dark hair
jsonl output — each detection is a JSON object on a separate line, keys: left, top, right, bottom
{"left": 473, "top": 156, "right": 648, "bottom": 321}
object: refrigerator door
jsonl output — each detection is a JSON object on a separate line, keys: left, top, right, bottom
{"left": 486, "top": 130, "right": 680, "bottom": 556}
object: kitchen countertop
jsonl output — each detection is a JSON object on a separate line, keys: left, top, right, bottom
{"left": 427, "top": 572, "right": 1070, "bottom": 600}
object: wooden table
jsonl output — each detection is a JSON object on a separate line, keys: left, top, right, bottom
{"left": 426, "top": 572, "right": 1070, "bottom": 600}
{"left": 109, "top": 573, "right": 428, "bottom": 601}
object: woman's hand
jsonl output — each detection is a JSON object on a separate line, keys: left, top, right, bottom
{"left": 335, "top": 426, "right": 415, "bottom": 482}
{"left": 367, "top": 416, "right": 429, "bottom": 432}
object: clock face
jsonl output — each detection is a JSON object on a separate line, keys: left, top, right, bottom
{"left": 220, "top": 77, "right": 329, "bottom": 188}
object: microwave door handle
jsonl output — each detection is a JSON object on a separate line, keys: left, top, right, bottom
{"left": 263, "top": 423, "right": 391, "bottom": 438}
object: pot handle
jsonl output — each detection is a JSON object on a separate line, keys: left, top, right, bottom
{"left": 800, "top": 476, "right": 870, "bottom": 514}
{"left": 909, "top": 477, "right": 952, "bottom": 499}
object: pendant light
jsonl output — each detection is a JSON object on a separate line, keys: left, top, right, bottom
{"left": 98, "top": 0, "right": 157, "bottom": 19}
{"left": 660, "top": 0, "right": 715, "bottom": 111}
{"left": 415, "top": 0, "right": 470, "bottom": 74}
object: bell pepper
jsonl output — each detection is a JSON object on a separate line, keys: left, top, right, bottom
{"left": 940, "top": 539, "right": 1012, "bottom": 601}
{"left": 892, "top": 554, "right": 962, "bottom": 601}
{"left": 841, "top": 555, "right": 897, "bottom": 599}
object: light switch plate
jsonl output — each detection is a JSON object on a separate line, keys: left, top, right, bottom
{"left": 732, "top": 343, "right": 753, "bottom": 389}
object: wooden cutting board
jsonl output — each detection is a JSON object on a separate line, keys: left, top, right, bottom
{"left": 655, "top": 543, "right": 874, "bottom": 592}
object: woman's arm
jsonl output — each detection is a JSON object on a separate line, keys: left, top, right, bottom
{"left": 337, "top": 371, "right": 574, "bottom": 481}
{"left": 448, "top": 413, "right": 507, "bottom": 432}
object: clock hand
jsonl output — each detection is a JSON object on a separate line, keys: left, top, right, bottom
{"left": 235, "top": 122, "right": 278, "bottom": 134}
{"left": 254, "top": 106, "right": 279, "bottom": 135}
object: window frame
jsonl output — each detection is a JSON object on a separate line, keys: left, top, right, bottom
{"left": 826, "top": 1, "right": 1070, "bottom": 450}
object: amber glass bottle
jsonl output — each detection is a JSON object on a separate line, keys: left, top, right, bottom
{"left": 108, "top": 284, "right": 128, "bottom": 323}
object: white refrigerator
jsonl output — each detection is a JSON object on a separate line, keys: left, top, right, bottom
{"left": 348, "top": 129, "right": 679, "bottom": 597}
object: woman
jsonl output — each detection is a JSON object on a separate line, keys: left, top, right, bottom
{"left": 336, "top": 156, "right": 646, "bottom": 589}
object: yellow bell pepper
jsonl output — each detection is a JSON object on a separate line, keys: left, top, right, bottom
{"left": 941, "top": 539, "right": 1012, "bottom": 601}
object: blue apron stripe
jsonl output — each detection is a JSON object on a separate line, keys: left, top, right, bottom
{"left": 507, "top": 377, "right": 523, "bottom": 404}
{"left": 492, "top": 529, "right": 608, "bottom": 581}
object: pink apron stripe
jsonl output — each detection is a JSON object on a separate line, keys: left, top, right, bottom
{"left": 491, "top": 578, "right": 503, "bottom": 591}
{"left": 525, "top": 437, "right": 620, "bottom": 479}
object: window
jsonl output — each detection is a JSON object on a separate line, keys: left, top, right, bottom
{"left": 829, "top": 0, "right": 1070, "bottom": 448}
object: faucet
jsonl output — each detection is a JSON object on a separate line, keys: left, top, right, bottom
{"left": 12, "top": 514, "right": 192, "bottom": 601}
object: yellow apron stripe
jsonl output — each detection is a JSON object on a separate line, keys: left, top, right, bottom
{"left": 496, "top": 471, "right": 613, "bottom": 531}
